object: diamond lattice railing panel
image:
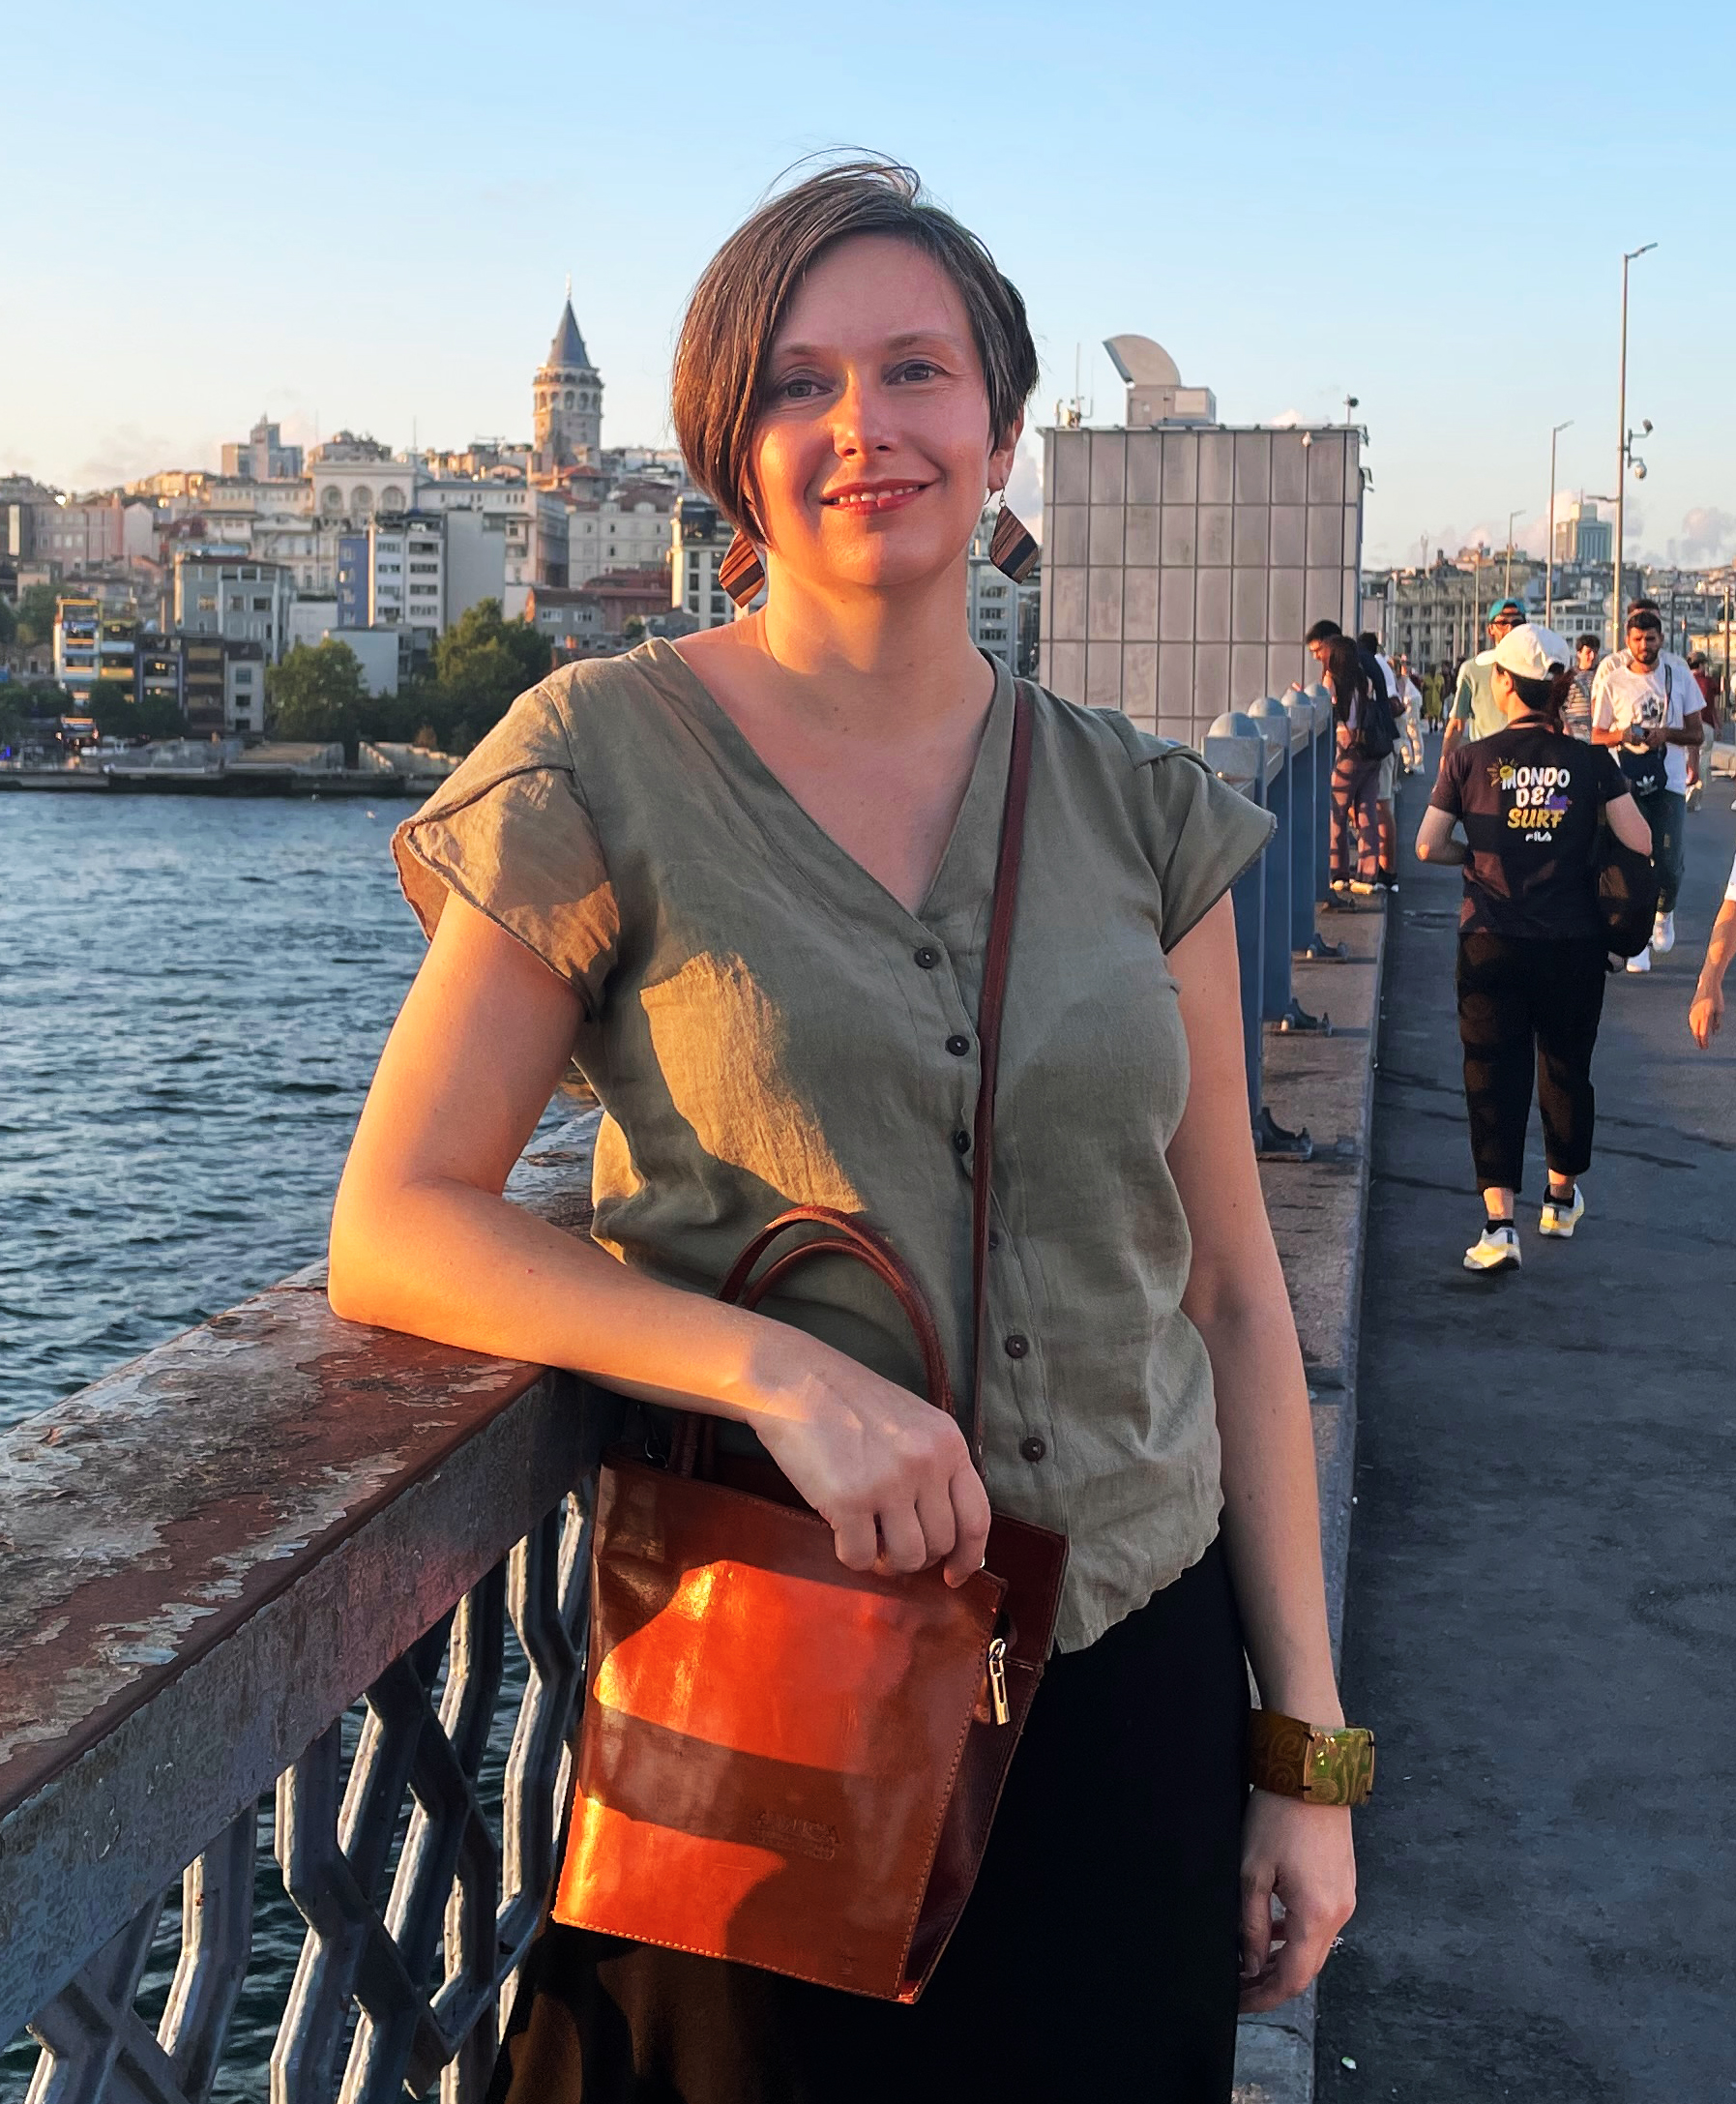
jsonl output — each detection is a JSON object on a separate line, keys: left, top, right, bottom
{"left": 19, "top": 1492, "right": 591, "bottom": 2104}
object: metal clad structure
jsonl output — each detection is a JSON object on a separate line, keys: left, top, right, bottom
{"left": 1041, "top": 424, "right": 1364, "bottom": 747}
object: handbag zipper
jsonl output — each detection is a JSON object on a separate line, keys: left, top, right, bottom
{"left": 986, "top": 1636, "right": 1011, "bottom": 1726}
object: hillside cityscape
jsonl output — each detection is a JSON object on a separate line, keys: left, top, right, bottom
{"left": 1, "top": 296, "right": 1730, "bottom": 784}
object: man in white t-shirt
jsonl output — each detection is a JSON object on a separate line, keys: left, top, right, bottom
{"left": 1591, "top": 605, "right": 1703, "bottom": 970}
{"left": 1689, "top": 845, "right": 1736, "bottom": 1048}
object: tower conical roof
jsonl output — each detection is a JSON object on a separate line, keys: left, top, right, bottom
{"left": 546, "top": 298, "right": 591, "bottom": 371}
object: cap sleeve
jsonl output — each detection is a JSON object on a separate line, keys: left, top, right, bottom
{"left": 1137, "top": 741, "right": 1277, "bottom": 953}
{"left": 391, "top": 677, "right": 618, "bottom": 1019}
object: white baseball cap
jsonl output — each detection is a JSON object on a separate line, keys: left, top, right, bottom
{"left": 1490, "top": 623, "right": 1570, "bottom": 680}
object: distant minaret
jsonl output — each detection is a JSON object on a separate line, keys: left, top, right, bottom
{"left": 533, "top": 281, "right": 603, "bottom": 472}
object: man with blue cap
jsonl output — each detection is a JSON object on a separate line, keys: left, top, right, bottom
{"left": 1442, "top": 596, "right": 1527, "bottom": 759}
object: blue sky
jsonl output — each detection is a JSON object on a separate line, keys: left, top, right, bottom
{"left": 4, "top": 0, "right": 1731, "bottom": 566}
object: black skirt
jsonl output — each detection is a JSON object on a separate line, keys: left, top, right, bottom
{"left": 489, "top": 1538, "right": 1250, "bottom": 2104}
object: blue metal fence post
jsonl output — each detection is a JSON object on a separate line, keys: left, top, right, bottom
{"left": 1253, "top": 696, "right": 1322, "bottom": 1033}
{"left": 1204, "top": 716, "right": 1264, "bottom": 1129}
{"left": 1248, "top": 698, "right": 1296, "bottom": 1024}
{"left": 1282, "top": 690, "right": 1317, "bottom": 954}
{"left": 1302, "top": 684, "right": 1347, "bottom": 962}
{"left": 1206, "top": 713, "right": 1313, "bottom": 1161}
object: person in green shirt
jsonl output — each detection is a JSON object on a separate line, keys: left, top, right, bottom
{"left": 1443, "top": 597, "right": 1526, "bottom": 758}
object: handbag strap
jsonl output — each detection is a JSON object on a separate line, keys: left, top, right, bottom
{"left": 968, "top": 680, "right": 1034, "bottom": 1466}
{"left": 673, "top": 679, "right": 1036, "bottom": 1480}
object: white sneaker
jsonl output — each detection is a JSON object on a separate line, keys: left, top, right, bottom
{"left": 1626, "top": 947, "right": 1652, "bottom": 973}
{"left": 1463, "top": 1221, "right": 1521, "bottom": 1273}
{"left": 1652, "top": 911, "right": 1675, "bottom": 954}
{"left": 1539, "top": 1186, "right": 1586, "bottom": 1239}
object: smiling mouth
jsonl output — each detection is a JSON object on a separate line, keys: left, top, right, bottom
{"left": 821, "top": 483, "right": 928, "bottom": 512}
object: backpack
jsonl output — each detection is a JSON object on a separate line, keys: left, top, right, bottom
{"left": 1593, "top": 814, "right": 1662, "bottom": 956}
{"left": 1351, "top": 681, "right": 1397, "bottom": 760}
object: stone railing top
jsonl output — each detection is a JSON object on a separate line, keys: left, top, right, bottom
{"left": 0, "top": 1107, "right": 602, "bottom": 1826}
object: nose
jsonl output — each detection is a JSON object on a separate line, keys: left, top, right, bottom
{"left": 830, "top": 370, "right": 897, "bottom": 461}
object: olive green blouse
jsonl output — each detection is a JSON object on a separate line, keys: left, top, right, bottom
{"left": 393, "top": 639, "right": 1272, "bottom": 1651}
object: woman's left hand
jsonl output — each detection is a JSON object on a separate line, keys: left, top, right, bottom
{"left": 1237, "top": 1790, "right": 1357, "bottom": 2012}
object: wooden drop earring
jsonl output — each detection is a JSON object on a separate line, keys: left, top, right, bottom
{"left": 988, "top": 494, "right": 1038, "bottom": 582}
{"left": 720, "top": 529, "right": 765, "bottom": 607}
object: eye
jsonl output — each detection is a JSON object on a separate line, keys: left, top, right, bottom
{"left": 892, "top": 359, "right": 944, "bottom": 384}
{"left": 769, "top": 373, "right": 828, "bottom": 403}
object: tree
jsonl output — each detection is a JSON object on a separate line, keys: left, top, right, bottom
{"left": 267, "top": 638, "right": 369, "bottom": 762}
{"left": 430, "top": 600, "right": 552, "bottom": 745}
{"left": 15, "top": 584, "right": 60, "bottom": 647}
{"left": 0, "top": 594, "right": 15, "bottom": 647}
{"left": 135, "top": 690, "right": 190, "bottom": 740}
{"left": 84, "top": 679, "right": 139, "bottom": 738}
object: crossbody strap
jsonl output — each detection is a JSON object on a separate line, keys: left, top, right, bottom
{"left": 967, "top": 682, "right": 1035, "bottom": 1467}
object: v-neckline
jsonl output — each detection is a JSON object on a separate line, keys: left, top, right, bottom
{"left": 641, "top": 637, "right": 1015, "bottom": 930}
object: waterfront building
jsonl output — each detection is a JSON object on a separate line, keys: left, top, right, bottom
{"left": 135, "top": 635, "right": 187, "bottom": 717}
{"left": 1361, "top": 550, "right": 1551, "bottom": 670}
{"left": 221, "top": 414, "right": 305, "bottom": 482}
{"left": 526, "top": 583, "right": 609, "bottom": 652}
{"left": 225, "top": 641, "right": 265, "bottom": 734}
{"left": 368, "top": 515, "right": 446, "bottom": 640}
{"left": 965, "top": 507, "right": 1038, "bottom": 673}
{"left": 567, "top": 481, "right": 677, "bottom": 586}
{"left": 671, "top": 494, "right": 740, "bottom": 630}
{"left": 1039, "top": 336, "right": 1364, "bottom": 742}
{"left": 309, "top": 433, "right": 410, "bottom": 523}
{"left": 413, "top": 478, "right": 568, "bottom": 615}
{"left": 532, "top": 294, "right": 603, "bottom": 477}
{"left": 173, "top": 553, "right": 293, "bottom": 663}
{"left": 51, "top": 597, "right": 137, "bottom": 696}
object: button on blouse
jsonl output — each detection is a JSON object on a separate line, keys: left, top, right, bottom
{"left": 394, "top": 640, "right": 1273, "bottom": 1652}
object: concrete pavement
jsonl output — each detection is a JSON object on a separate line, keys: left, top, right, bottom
{"left": 1318, "top": 755, "right": 1736, "bottom": 2098}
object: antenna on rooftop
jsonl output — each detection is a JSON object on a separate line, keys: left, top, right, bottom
{"left": 1054, "top": 343, "right": 1092, "bottom": 430}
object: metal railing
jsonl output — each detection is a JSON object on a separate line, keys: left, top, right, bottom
{"left": 2, "top": 709, "right": 1364, "bottom": 2098}
{"left": 0, "top": 1126, "right": 608, "bottom": 2104}
{"left": 1205, "top": 688, "right": 1344, "bottom": 1161}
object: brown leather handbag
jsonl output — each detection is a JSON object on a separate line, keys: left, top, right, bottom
{"left": 552, "top": 683, "right": 1068, "bottom": 2002}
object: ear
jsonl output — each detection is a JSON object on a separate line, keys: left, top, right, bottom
{"left": 986, "top": 410, "right": 1024, "bottom": 498}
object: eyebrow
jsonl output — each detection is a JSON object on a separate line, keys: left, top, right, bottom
{"left": 770, "top": 330, "right": 967, "bottom": 361}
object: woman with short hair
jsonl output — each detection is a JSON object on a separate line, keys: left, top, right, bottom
{"left": 330, "top": 162, "right": 1361, "bottom": 2103}
{"left": 1417, "top": 624, "right": 1652, "bottom": 1272}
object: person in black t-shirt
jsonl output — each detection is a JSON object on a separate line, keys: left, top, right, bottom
{"left": 1415, "top": 624, "right": 1653, "bottom": 1274}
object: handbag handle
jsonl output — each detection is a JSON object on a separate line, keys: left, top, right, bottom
{"left": 670, "top": 681, "right": 1035, "bottom": 1481}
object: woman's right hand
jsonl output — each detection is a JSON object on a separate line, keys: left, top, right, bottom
{"left": 740, "top": 1338, "right": 991, "bottom": 1588}
{"left": 1690, "top": 981, "right": 1723, "bottom": 1049}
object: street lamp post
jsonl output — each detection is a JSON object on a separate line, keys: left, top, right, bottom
{"left": 1613, "top": 242, "right": 1657, "bottom": 647}
{"left": 1545, "top": 419, "right": 1573, "bottom": 628}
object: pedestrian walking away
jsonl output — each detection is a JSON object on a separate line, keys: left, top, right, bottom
{"left": 1443, "top": 596, "right": 1527, "bottom": 758}
{"left": 1414, "top": 623, "right": 1653, "bottom": 1273}
{"left": 1306, "top": 621, "right": 1390, "bottom": 895}
{"left": 1689, "top": 843, "right": 1736, "bottom": 1048}
{"left": 1421, "top": 664, "right": 1445, "bottom": 731}
{"left": 326, "top": 160, "right": 1364, "bottom": 2104}
{"left": 1591, "top": 603, "right": 1703, "bottom": 972}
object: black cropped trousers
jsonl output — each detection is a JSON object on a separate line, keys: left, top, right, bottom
{"left": 1456, "top": 932, "right": 1608, "bottom": 1193}
{"left": 490, "top": 1539, "right": 1251, "bottom": 2104}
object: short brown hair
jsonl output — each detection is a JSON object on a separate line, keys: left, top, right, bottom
{"left": 671, "top": 160, "right": 1039, "bottom": 535}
